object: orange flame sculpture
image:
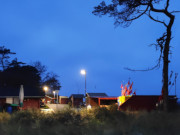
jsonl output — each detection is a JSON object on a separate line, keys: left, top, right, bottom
{"left": 121, "top": 81, "right": 135, "bottom": 96}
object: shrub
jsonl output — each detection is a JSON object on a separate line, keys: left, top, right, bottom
{"left": 0, "top": 109, "right": 180, "bottom": 135}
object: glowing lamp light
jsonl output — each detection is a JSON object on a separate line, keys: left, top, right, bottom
{"left": 53, "top": 91, "right": 55, "bottom": 97}
{"left": 43, "top": 86, "right": 48, "bottom": 92}
{"left": 80, "top": 69, "right": 87, "bottom": 96}
{"left": 87, "top": 105, "right": 92, "bottom": 110}
{"left": 80, "top": 69, "right": 86, "bottom": 75}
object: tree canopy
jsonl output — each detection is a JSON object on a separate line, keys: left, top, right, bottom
{"left": 32, "top": 61, "right": 61, "bottom": 91}
{"left": 0, "top": 46, "right": 61, "bottom": 94}
{"left": 93, "top": 0, "right": 173, "bottom": 27}
{"left": 0, "top": 65, "right": 41, "bottom": 88}
{"left": 0, "top": 46, "right": 16, "bottom": 70}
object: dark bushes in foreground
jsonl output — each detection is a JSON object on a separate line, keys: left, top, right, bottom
{"left": 0, "top": 108, "right": 180, "bottom": 135}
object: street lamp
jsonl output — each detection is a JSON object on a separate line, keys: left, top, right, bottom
{"left": 80, "top": 69, "right": 86, "bottom": 96}
{"left": 55, "top": 90, "right": 59, "bottom": 104}
{"left": 43, "top": 86, "right": 48, "bottom": 94}
{"left": 53, "top": 91, "right": 55, "bottom": 103}
{"left": 43, "top": 86, "right": 49, "bottom": 104}
{"left": 53, "top": 91, "right": 55, "bottom": 98}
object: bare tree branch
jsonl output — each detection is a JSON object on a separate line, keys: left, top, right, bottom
{"left": 149, "top": 2, "right": 165, "bottom": 13}
{"left": 149, "top": 0, "right": 174, "bottom": 22}
{"left": 126, "top": 6, "right": 149, "bottom": 21}
{"left": 124, "top": 50, "right": 162, "bottom": 72}
{"left": 170, "top": 11, "right": 180, "bottom": 13}
{"left": 165, "top": 0, "right": 170, "bottom": 11}
{"left": 124, "top": 33, "right": 167, "bottom": 72}
{"left": 147, "top": 10, "right": 167, "bottom": 27}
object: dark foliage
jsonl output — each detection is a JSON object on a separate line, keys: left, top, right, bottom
{"left": 8, "top": 58, "right": 26, "bottom": 68}
{"left": 42, "top": 72, "right": 61, "bottom": 90}
{"left": 0, "top": 65, "right": 41, "bottom": 88}
{"left": 93, "top": 0, "right": 161, "bottom": 27}
{"left": 0, "top": 46, "right": 16, "bottom": 70}
{"left": 1, "top": 108, "right": 180, "bottom": 135}
{"left": 32, "top": 61, "right": 61, "bottom": 91}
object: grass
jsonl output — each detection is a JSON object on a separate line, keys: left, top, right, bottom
{"left": 0, "top": 107, "right": 180, "bottom": 135}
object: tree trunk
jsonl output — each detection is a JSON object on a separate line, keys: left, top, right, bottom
{"left": 162, "top": 34, "right": 170, "bottom": 112}
{"left": 162, "top": 13, "right": 175, "bottom": 112}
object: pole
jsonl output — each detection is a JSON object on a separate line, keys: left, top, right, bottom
{"left": 85, "top": 73, "right": 87, "bottom": 107}
{"left": 44, "top": 91, "right": 46, "bottom": 104}
{"left": 85, "top": 73, "right": 87, "bottom": 96}
{"left": 175, "top": 76, "right": 176, "bottom": 96}
{"left": 57, "top": 92, "right": 58, "bottom": 104}
{"left": 53, "top": 92, "right": 55, "bottom": 103}
{"left": 175, "top": 73, "right": 178, "bottom": 96}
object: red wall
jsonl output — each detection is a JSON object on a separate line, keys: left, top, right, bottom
{"left": 72, "top": 98, "right": 83, "bottom": 107}
{"left": 45, "top": 96, "right": 52, "bottom": 103}
{"left": 0, "top": 98, "right": 6, "bottom": 106}
{"left": 60, "top": 98, "right": 69, "bottom": 104}
{"left": 0, "top": 98, "right": 41, "bottom": 110}
{"left": 22, "top": 98, "right": 41, "bottom": 110}
{"left": 88, "top": 98, "right": 98, "bottom": 106}
{"left": 119, "top": 95, "right": 177, "bottom": 111}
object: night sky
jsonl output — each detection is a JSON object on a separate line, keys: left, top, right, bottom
{"left": 0, "top": 0, "right": 179, "bottom": 97}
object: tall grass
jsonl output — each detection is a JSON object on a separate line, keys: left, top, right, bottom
{"left": 0, "top": 107, "right": 180, "bottom": 135}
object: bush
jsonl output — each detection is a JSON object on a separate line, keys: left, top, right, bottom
{"left": 0, "top": 109, "right": 180, "bottom": 135}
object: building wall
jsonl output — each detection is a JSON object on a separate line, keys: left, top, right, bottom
{"left": 59, "top": 96, "right": 69, "bottom": 104}
{"left": 100, "top": 99, "right": 117, "bottom": 105}
{"left": 22, "top": 98, "right": 40, "bottom": 110}
{"left": 60, "top": 98, "right": 69, "bottom": 104}
{"left": 0, "top": 97, "right": 41, "bottom": 110}
{"left": 0, "top": 98, "right": 6, "bottom": 106}
{"left": 88, "top": 98, "right": 98, "bottom": 106}
{"left": 45, "top": 96, "right": 52, "bottom": 104}
{"left": 87, "top": 97, "right": 118, "bottom": 107}
{"left": 72, "top": 98, "right": 83, "bottom": 107}
{"left": 3, "top": 97, "right": 20, "bottom": 104}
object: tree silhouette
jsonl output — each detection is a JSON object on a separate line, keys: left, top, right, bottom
{"left": 32, "top": 61, "right": 47, "bottom": 77}
{"left": 0, "top": 65, "right": 41, "bottom": 88}
{"left": 32, "top": 61, "right": 61, "bottom": 92}
{"left": 0, "top": 46, "right": 16, "bottom": 70}
{"left": 42, "top": 72, "right": 61, "bottom": 92}
{"left": 8, "top": 58, "right": 26, "bottom": 68}
{"left": 93, "top": 0, "right": 178, "bottom": 111}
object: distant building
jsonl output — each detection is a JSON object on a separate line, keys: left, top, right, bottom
{"left": 69, "top": 94, "right": 84, "bottom": 107}
{"left": 118, "top": 95, "right": 177, "bottom": 111}
{"left": 86, "top": 93, "right": 117, "bottom": 107}
{"left": 0, "top": 86, "right": 44, "bottom": 111}
{"left": 59, "top": 96, "right": 69, "bottom": 104}
{"left": 44, "top": 94, "right": 56, "bottom": 104}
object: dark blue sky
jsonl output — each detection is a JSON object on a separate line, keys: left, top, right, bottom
{"left": 0, "top": 0, "right": 179, "bottom": 97}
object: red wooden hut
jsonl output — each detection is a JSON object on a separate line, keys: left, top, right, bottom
{"left": 118, "top": 95, "right": 177, "bottom": 111}
{"left": 59, "top": 96, "right": 69, "bottom": 104}
{"left": 69, "top": 94, "right": 84, "bottom": 107}
{"left": 0, "top": 86, "right": 44, "bottom": 111}
{"left": 86, "top": 93, "right": 117, "bottom": 107}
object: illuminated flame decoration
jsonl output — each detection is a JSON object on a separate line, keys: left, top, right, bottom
{"left": 121, "top": 81, "right": 135, "bottom": 96}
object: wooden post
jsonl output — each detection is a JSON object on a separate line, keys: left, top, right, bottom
{"left": 98, "top": 98, "right": 100, "bottom": 106}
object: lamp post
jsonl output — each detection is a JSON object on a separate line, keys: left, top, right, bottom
{"left": 80, "top": 69, "right": 86, "bottom": 96}
{"left": 43, "top": 86, "right": 48, "bottom": 104}
{"left": 55, "top": 90, "right": 59, "bottom": 104}
{"left": 53, "top": 91, "right": 55, "bottom": 103}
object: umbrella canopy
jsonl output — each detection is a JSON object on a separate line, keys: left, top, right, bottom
{"left": 19, "top": 85, "right": 24, "bottom": 107}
